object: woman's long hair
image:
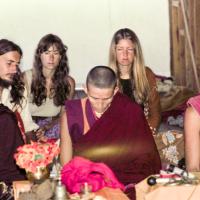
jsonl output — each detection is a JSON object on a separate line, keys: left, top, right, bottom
{"left": 31, "top": 34, "right": 71, "bottom": 106}
{"left": 109, "top": 28, "right": 150, "bottom": 104}
{"left": 0, "top": 39, "right": 24, "bottom": 107}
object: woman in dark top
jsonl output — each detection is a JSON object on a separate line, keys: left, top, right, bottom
{"left": 109, "top": 28, "right": 161, "bottom": 134}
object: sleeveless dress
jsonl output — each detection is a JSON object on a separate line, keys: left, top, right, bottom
{"left": 24, "top": 69, "right": 61, "bottom": 139}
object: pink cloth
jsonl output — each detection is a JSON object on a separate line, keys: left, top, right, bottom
{"left": 187, "top": 94, "right": 200, "bottom": 115}
{"left": 61, "top": 156, "right": 124, "bottom": 193}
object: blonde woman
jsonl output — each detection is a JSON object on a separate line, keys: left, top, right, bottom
{"left": 109, "top": 28, "right": 161, "bottom": 134}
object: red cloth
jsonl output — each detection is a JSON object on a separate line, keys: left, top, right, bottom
{"left": 15, "top": 111, "right": 26, "bottom": 143}
{"left": 187, "top": 94, "right": 200, "bottom": 115}
{"left": 61, "top": 156, "right": 124, "bottom": 193}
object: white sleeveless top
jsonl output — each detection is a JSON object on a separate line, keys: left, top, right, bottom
{"left": 24, "top": 69, "right": 61, "bottom": 117}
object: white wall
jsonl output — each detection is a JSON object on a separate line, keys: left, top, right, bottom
{"left": 0, "top": 0, "right": 170, "bottom": 84}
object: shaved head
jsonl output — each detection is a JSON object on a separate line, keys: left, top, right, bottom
{"left": 86, "top": 66, "right": 117, "bottom": 89}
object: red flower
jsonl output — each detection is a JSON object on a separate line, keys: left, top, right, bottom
{"left": 14, "top": 141, "right": 60, "bottom": 173}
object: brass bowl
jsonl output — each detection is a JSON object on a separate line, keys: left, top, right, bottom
{"left": 26, "top": 166, "right": 50, "bottom": 184}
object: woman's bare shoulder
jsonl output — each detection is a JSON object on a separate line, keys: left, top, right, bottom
{"left": 67, "top": 76, "right": 75, "bottom": 88}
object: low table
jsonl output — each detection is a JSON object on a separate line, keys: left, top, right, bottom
{"left": 13, "top": 180, "right": 129, "bottom": 200}
{"left": 135, "top": 176, "right": 200, "bottom": 200}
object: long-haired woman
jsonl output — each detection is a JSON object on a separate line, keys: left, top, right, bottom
{"left": 109, "top": 28, "right": 161, "bottom": 134}
{"left": 23, "top": 34, "right": 75, "bottom": 140}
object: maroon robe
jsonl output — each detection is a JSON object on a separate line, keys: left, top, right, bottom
{"left": 0, "top": 104, "right": 26, "bottom": 186}
{"left": 65, "top": 92, "right": 161, "bottom": 199}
